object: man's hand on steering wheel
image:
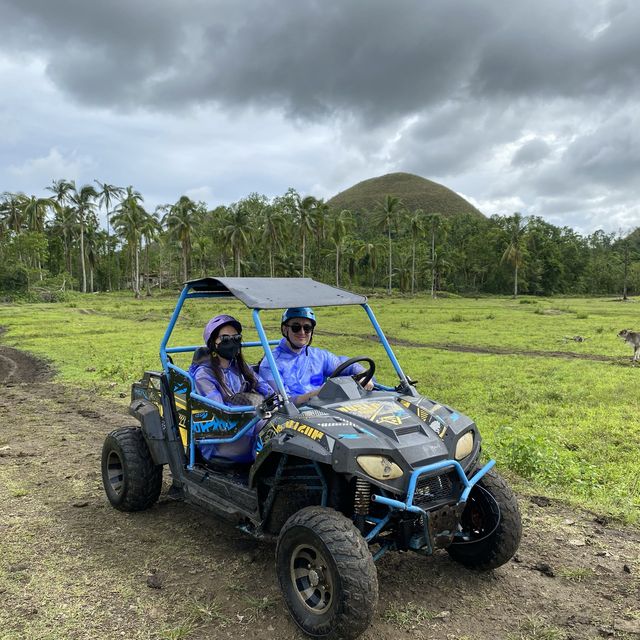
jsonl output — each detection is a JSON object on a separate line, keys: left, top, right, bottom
{"left": 328, "top": 356, "right": 376, "bottom": 390}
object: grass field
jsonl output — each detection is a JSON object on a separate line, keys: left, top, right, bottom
{"left": 1, "top": 292, "right": 639, "bottom": 522}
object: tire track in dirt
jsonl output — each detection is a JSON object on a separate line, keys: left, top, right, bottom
{"left": 316, "top": 330, "right": 628, "bottom": 363}
{"left": 0, "top": 326, "right": 55, "bottom": 384}
{"left": 0, "top": 352, "right": 18, "bottom": 383}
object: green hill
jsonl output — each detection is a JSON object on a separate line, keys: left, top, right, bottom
{"left": 327, "top": 172, "right": 484, "bottom": 217}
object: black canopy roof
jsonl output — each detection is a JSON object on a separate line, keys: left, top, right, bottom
{"left": 184, "top": 277, "right": 367, "bottom": 309}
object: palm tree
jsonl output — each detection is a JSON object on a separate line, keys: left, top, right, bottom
{"left": 23, "top": 195, "right": 55, "bottom": 233}
{"left": 84, "top": 212, "right": 101, "bottom": 292}
{"left": 394, "top": 253, "right": 413, "bottom": 293}
{"left": 68, "top": 183, "right": 98, "bottom": 293}
{"left": 22, "top": 195, "right": 55, "bottom": 279}
{"left": 373, "top": 194, "right": 403, "bottom": 294}
{"left": 356, "top": 240, "right": 382, "bottom": 289}
{"left": 261, "top": 205, "right": 286, "bottom": 277}
{"left": 56, "top": 206, "right": 77, "bottom": 280}
{"left": 163, "top": 196, "right": 199, "bottom": 282}
{"left": 112, "top": 190, "right": 146, "bottom": 297}
{"left": 295, "top": 195, "right": 317, "bottom": 277}
{"left": 0, "top": 210, "right": 7, "bottom": 263}
{"left": 46, "top": 179, "right": 74, "bottom": 208}
{"left": 192, "top": 234, "right": 212, "bottom": 278}
{"left": 94, "top": 181, "right": 124, "bottom": 290}
{"left": 1, "top": 192, "right": 27, "bottom": 235}
{"left": 198, "top": 205, "right": 230, "bottom": 278}
{"left": 46, "top": 180, "right": 75, "bottom": 284}
{"left": 501, "top": 212, "right": 529, "bottom": 298}
{"left": 312, "top": 199, "right": 329, "bottom": 276}
{"left": 425, "top": 248, "right": 450, "bottom": 295}
{"left": 222, "top": 204, "right": 253, "bottom": 277}
{"left": 139, "top": 210, "right": 161, "bottom": 295}
{"left": 329, "top": 209, "right": 353, "bottom": 287}
{"left": 408, "top": 209, "right": 426, "bottom": 295}
{"left": 425, "top": 213, "right": 443, "bottom": 298}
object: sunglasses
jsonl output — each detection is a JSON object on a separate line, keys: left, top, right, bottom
{"left": 287, "top": 323, "right": 314, "bottom": 334}
{"left": 217, "top": 334, "right": 242, "bottom": 343}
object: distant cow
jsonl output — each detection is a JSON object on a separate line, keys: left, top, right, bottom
{"left": 618, "top": 329, "right": 640, "bottom": 363}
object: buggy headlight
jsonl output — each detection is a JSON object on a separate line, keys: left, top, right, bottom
{"left": 357, "top": 455, "right": 403, "bottom": 480}
{"left": 455, "top": 432, "right": 474, "bottom": 460}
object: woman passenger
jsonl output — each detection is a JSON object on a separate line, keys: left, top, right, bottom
{"left": 189, "top": 314, "right": 271, "bottom": 463}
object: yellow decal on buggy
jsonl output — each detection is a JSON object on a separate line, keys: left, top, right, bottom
{"left": 337, "top": 401, "right": 410, "bottom": 426}
{"left": 398, "top": 399, "right": 411, "bottom": 408}
{"left": 283, "top": 420, "right": 325, "bottom": 441}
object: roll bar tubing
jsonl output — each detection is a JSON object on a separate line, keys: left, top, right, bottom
{"left": 159, "top": 285, "right": 414, "bottom": 405}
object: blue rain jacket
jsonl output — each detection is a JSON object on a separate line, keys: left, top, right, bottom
{"left": 188, "top": 359, "right": 271, "bottom": 463}
{"left": 259, "top": 338, "right": 364, "bottom": 401}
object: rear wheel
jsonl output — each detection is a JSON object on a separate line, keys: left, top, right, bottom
{"left": 276, "top": 506, "right": 377, "bottom": 640}
{"left": 101, "top": 427, "right": 162, "bottom": 512}
{"left": 447, "top": 469, "right": 521, "bottom": 570}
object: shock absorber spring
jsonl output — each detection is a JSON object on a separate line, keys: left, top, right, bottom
{"left": 354, "top": 478, "right": 371, "bottom": 516}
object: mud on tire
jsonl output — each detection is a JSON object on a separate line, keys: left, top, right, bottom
{"left": 276, "top": 506, "right": 378, "bottom": 640}
{"left": 101, "top": 427, "right": 162, "bottom": 512}
{"left": 447, "top": 468, "right": 522, "bottom": 570}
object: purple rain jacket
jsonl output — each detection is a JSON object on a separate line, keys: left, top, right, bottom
{"left": 258, "top": 338, "right": 364, "bottom": 402}
{"left": 188, "top": 357, "right": 271, "bottom": 463}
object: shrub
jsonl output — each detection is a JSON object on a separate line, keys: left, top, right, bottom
{"left": 0, "top": 265, "right": 29, "bottom": 292}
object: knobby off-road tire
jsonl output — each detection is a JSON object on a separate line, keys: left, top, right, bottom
{"left": 276, "top": 506, "right": 378, "bottom": 640}
{"left": 447, "top": 468, "right": 522, "bottom": 570}
{"left": 101, "top": 427, "right": 162, "bottom": 512}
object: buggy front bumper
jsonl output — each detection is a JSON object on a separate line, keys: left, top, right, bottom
{"left": 371, "top": 458, "right": 495, "bottom": 514}
{"left": 364, "top": 459, "right": 495, "bottom": 553}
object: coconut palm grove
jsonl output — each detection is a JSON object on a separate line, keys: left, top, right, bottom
{"left": 0, "top": 172, "right": 637, "bottom": 299}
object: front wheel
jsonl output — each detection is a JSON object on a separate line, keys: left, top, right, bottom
{"left": 276, "top": 506, "right": 378, "bottom": 640}
{"left": 447, "top": 468, "right": 521, "bottom": 570}
{"left": 101, "top": 427, "right": 162, "bottom": 512}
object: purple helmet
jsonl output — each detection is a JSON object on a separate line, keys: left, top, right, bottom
{"left": 203, "top": 314, "right": 242, "bottom": 346}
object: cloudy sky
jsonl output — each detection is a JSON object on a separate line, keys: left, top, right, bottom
{"left": 1, "top": 0, "right": 639, "bottom": 234}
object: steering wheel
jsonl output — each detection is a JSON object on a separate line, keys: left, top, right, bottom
{"left": 328, "top": 356, "right": 375, "bottom": 388}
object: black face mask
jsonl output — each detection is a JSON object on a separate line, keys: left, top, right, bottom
{"left": 214, "top": 336, "right": 242, "bottom": 360}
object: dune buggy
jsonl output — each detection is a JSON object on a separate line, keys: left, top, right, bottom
{"left": 101, "top": 277, "right": 521, "bottom": 640}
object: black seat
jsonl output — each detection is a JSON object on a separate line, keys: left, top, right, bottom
{"left": 192, "top": 346, "right": 209, "bottom": 364}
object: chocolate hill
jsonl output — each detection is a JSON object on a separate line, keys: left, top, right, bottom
{"left": 327, "top": 172, "right": 484, "bottom": 217}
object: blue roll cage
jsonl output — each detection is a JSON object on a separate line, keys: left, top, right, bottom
{"left": 158, "top": 281, "right": 414, "bottom": 466}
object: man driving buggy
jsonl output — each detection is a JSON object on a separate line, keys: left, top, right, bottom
{"left": 259, "top": 307, "right": 374, "bottom": 406}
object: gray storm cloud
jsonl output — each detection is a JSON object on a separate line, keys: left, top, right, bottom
{"left": 1, "top": 0, "right": 639, "bottom": 232}
{"left": 3, "top": 0, "right": 638, "bottom": 117}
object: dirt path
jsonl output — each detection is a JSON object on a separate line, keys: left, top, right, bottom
{"left": 0, "top": 347, "right": 639, "bottom": 639}
{"left": 0, "top": 337, "right": 54, "bottom": 384}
